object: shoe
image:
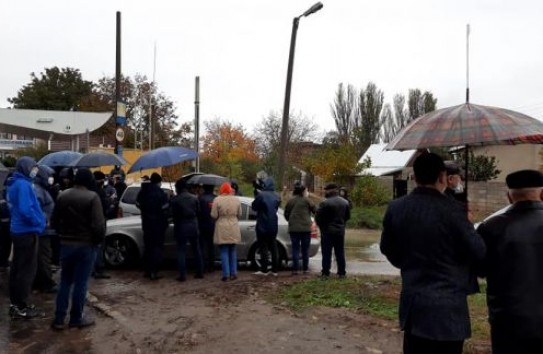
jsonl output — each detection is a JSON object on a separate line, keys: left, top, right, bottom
{"left": 93, "top": 272, "right": 111, "bottom": 279}
{"left": 176, "top": 276, "right": 186, "bottom": 282}
{"left": 230, "top": 275, "right": 237, "bottom": 281}
{"left": 253, "top": 271, "right": 268, "bottom": 276}
{"left": 270, "top": 272, "right": 278, "bottom": 277}
{"left": 149, "top": 273, "right": 162, "bottom": 281}
{"left": 194, "top": 274, "right": 204, "bottom": 279}
{"left": 51, "top": 321, "right": 66, "bottom": 331}
{"left": 221, "top": 276, "right": 228, "bottom": 282}
{"left": 69, "top": 317, "right": 95, "bottom": 329}
{"left": 9, "top": 304, "right": 42, "bottom": 319}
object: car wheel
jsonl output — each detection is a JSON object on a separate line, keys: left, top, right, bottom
{"left": 104, "top": 235, "right": 139, "bottom": 268}
{"left": 248, "top": 242, "right": 287, "bottom": 271}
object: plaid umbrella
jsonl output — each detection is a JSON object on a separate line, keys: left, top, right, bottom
{"left": 386, "top": 103, "right": 543, "bottom": 151}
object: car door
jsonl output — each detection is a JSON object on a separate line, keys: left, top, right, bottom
{"left": 237, "top": 201, "right": 257, "bottom": 260}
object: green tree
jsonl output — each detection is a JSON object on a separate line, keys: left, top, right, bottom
{"left": 379, "top": 103, "right": 395, "bottom": 143}
{"left": 354, "top": 82, "right": 384, "bottom": 155}
{"left": 9, "top": 67, "right": 93, "bottom": 110}
{"left": 330, "top": 83, "right": 357, "bottom": 142}
{"left": 91, "top": 74, "right": 192, "bottom": 148}
{"left": 407, "top": 88, "right": 437, "bottom": 121}
{"left": 457, "top": 151, "right": 501, "bottom": 181}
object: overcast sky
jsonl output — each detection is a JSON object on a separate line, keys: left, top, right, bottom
{"left": 2, "top": 0, "right": 543, "bottom": 136}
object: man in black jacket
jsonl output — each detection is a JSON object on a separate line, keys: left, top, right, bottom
{"left": 477, "top": 169, "right": 543, "bottom": 354}
{"left": 171, "top": 179, "right": 204, "bottom": 281}
{"left": 316, "top": 183, "right": 350, "bottom": 278}
{"left": 136, "top": 173, "right": 169, "bottom": 280}
{"left": 198, "top": 184, "right": 216, "bottom": 273}
{"left": 51, "top": 169, "right": 105, "bottom": 330}
{"left": 380, "top": 152, "right": 485, "bottom": 354}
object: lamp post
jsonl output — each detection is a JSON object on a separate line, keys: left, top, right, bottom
{"left": 276, "top": 2, "right": 323, "bottom": 188}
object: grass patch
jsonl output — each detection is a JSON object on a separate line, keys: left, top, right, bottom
{"left": 273, "top": 275, "right": 490, "bottom": 346}
{"left": 347, "top": 206, "right": 386, "bottom": 230}
{"left": 274, "top": 276, "right": 399, "bottom": 320}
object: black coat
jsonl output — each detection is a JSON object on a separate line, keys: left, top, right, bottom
{"left": 476, "top": 201, "right": 543, "bottom": 339}
{"left": 380, "top": 187, "right": 485, "bottom": 341}
{"left": 170, "top": 191, "right": 200, "bottom": 238}
{"left": 136, "top": 183, "right": 169, "bottom": 235}
{"left": 315, "top": 192, "right": 350, "bottom": 236}
{"left": 198, "top": 191, "right": 216, "bottom": 236}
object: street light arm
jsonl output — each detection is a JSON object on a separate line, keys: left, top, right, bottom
{"left": 301, "top": 2, "right": 323, "bottom": 17}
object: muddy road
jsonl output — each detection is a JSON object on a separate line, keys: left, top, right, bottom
{"left": 2, "top": 268, "right": 404, "bottom": 354}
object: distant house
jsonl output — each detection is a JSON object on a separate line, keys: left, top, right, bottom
{"left": 357, "top": 143, "right": 419, "bottom": 198}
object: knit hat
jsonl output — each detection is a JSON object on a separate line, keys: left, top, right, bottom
{"left": 219, "top": 182, "right": 233, "bottom": 195}
{"left": 506, "top": 169, "right": 543, "bottom": 189}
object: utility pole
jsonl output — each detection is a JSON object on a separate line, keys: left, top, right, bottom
{"left": 194, "top": 76, "right": 200, "bottom": 172}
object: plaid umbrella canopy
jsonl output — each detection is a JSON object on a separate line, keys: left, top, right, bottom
{"left": 386, "top": 103, "right": 543, "bottom": 200}
{"left": 386, "top": 103, "right": 543, "bottom": 151}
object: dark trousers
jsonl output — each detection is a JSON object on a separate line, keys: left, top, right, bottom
{"left": 290, "top": 232, "right": 311, "bottom": 272}
{"left": 200, "top": 230, "right": 215, "bottom": 272}
{"left": 403, "top": 331, "right": 464, "bottom": 354}
{"left": 93, "top": 239, "right": 107, "bottom": 274}
{"left": 54, "top": 245, "right": 96, "bottom": 325}
{"left": 0, "top": 222, "right": 11, "bottom": 267}
{"left": 9, "top": 234, "right": 39, "bottom": 307}
{"left": 491, "top": 323, "right": 543, "bottom": 354}
{"left": 33, "top": 235, "right": 56, "bottom": 290}
{"left": 50, "top": 234, "right": 60, "bottom": 266}
{"left": 257, "top": 233, "right": 278, "bottom": 273}
{"left": 142, "top": 226, "right": 165, "bottom": 275}
{"left": 321, "top": 232, "right": 346, "bottom": 276}
{"left": 175, "top": 233, "right": 204, "bottom": 278}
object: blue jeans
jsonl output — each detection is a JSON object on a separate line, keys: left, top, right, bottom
{"left": 290, "top": 232, "right": 311, "bottom": 272}
{"left": 54, "top": 244, "right": 97, "bottom": 325}
{"left": 219, "top": 244, "right": 237, "bottom": 278}
{"left": 321, "top": 232, "right": 346, "bottom": 276}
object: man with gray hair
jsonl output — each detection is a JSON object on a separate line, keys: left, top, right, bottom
{"left": 477, "top": 169, "right": 543, "bottom": 354}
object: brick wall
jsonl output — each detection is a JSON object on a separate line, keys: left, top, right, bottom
{"left": 407, "top": 180, "right": 509, "bottom": 221}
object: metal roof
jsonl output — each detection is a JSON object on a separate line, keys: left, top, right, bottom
{"left": 0, "top": 108, "right": 113, "bottom": 139}
{"left": 358, "top": 143, "right": 417, "bottom": 176}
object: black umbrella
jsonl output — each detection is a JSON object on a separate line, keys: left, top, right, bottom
{"left": 70, "top": 151, "right": 127, "bottom": 168}
{"left": 186, "top": 173, "right": 227, "bottom": 186}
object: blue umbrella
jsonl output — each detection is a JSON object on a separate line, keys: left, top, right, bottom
{"left": 38, "top": 151, "right": 83, "bottom": 167}
{"left": 127, "top": 146, "right": 198, "bottom": 174}
{"left": 70, "top": 151, "right": 127, "bottom": 168}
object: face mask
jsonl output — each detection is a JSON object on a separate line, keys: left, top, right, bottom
{"left": 29, "top": 167, "right": 39, "bottom": 179}
{"left": 48, "top": 177, "right": 54, "bottom": 185}
{"left": 454, "top": 183, "right": 464, "bottom": 193}
{"left": 104, "top": 180, "right": 108, "bottom": 186}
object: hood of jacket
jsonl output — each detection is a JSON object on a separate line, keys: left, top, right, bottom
{"left": 16, "top": 156, "right": 37, "bottom": 177}
{"left": 262, "top": 177, "right": 275, "bottom": 192}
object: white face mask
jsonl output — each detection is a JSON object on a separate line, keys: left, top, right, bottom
{"left": 48, "top": 177, "right": 54, "bottom": 185}
{"left": 29, "top": 167, "right": 39, "bottom": 179}
{"left": 454, "top": 183, "right": 464, "bottom": 193}
{"left": 104, "top": 180, "right": 108, "bottom": 186}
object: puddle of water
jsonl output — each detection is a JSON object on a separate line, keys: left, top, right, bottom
{"left": 345, "top": 243, "right": 386, "bottom": 263}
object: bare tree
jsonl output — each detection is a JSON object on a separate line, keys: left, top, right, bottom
{"left": 380, "top": 103, "right": 395, "bottom": 143}
{"left": 393, "top": 93, "right": 409, "bottom": 130}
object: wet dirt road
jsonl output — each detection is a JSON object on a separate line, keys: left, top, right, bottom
{"left": 0, "top": 264, "right": 404, "bottom": 354}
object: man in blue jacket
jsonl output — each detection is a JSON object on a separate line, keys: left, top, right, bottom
{"left": 251, "top": 177, "right": 281, "bottom": 276}
{"left": 380, "top": 153, "right": 485, "bottom": 354}
{"left": 7, "top": 156, "right": 46, "bottom": 319}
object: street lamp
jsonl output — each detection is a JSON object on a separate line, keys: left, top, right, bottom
{"left": 276, "top": 2, "right": 323, "bottom": 188}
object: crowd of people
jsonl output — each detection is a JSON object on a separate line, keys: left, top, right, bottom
{"left": 381, "top": 152, "right": 543, "bottom": 354}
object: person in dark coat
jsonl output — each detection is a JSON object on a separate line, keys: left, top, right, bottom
{"left": 476, "top": 169, "right": 543, "bottom": 354}
{"left": 136, "top": 173, "right": 169, "bottom": 280}
{"left": 316, "top": 183, "right": 350, "bottom": 278}
{"left": 444, "top": 161, "right": 467, "bottom": 205}
{"left": 0, "top": 173, "right": 13, "bottom": 272}
{"left": 32, "top": 166, "right": 57, "bottom": 293}
{"left": 380, "top": 152, "right": 486, "bottom": 354}
{"left": 90, "top": 171, "right": 111, "bottom": 280}
{"left": 198, "top": 184, "right": 216, "bottom": 272}
{"left": 171, "top": 179, "right": 204, "bottom": 281}
{"left": 251, "top": 177, "right": 281, "bottom": 276}
{"left": 51, "top": 169, "right": 105, "bottom": 330}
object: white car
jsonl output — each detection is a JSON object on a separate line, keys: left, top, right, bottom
{"left": 118, "top": 182, "right": 176, "bottom": 217}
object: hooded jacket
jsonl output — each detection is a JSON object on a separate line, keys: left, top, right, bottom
{"left": 7, "top": 157, "right": 46, "bottom": 235}
{"left": 251, "top": 177, "right": 281, "bottom": 236}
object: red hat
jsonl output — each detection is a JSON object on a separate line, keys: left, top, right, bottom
{"left": 219, "top": 182, "right": 233, "bottom": 195}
